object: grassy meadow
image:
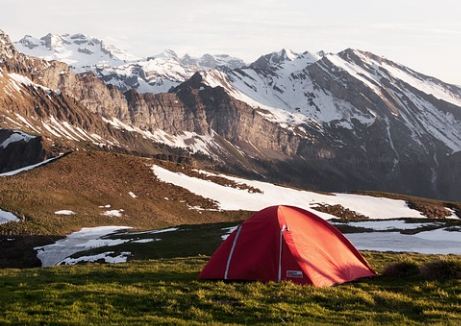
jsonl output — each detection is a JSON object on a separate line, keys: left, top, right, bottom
{"left": 0, "top": 252, "right": 460, "bottom": 325}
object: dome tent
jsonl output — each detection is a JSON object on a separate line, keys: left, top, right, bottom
{"left": 199, "top": 205, "right": 375, "bottom": 287}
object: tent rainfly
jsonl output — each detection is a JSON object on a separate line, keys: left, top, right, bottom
{"left": 199, "top": 205, "right": 376, "bottom": 287}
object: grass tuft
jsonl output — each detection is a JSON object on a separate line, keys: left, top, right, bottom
{"left": 420, "top": 260, "right": 461, "bottom": 280}
{"left": 382, "top": 261, "right": 420, "bottom": 278}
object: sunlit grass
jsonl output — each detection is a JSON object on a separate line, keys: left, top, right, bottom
{"left": 0, "top": 253, "right": 460, "bottom": 325}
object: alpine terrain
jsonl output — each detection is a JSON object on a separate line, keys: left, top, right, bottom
{"left": 1, "top": 0, "right": 461, "bottom": 322}
{"left": 2, "top": 31, "right": 461, "bottom": 201}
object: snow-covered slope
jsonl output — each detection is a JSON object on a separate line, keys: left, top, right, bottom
{"left": 151, "top": 165, "right": 460, "bottom": 220}
{"left": 97, "top": 50, "right": 200, "bottom": 93}
{"left": 202, "top": 49, "right": 371, "bottom": 126}
{"left": 0, "top": 130, "right": 35, "bottom": 149}
{"left": 16, "top": 33, "right": 137, "bottom": 72}
{"left": 13, "top": 34, "right": 461, "bottom": 153}
{"left": 200, "top": 48, "right": 461, "bottom": 153}
{"left": 96, "top": 50, "right": 246, "bottom": 93}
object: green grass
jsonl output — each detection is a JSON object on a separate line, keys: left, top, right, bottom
{"left": 0, "top": 253, "right": 460, "bottom": 325}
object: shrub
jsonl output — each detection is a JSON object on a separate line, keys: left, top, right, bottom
{"left": 420, "top": 260, "right": 461, "bottom": 280}
{"left": 311, "top": 204, "right": 369, "bottom": 220}
{"left": 406, "top": 201, "right": 451, "bottom": 219}
{"left": 382, "top": 261, "right": 420, "bottom": 278}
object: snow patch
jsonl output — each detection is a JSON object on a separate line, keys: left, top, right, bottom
{"left": 132, "top": 238, "right": 159, "bottom": 244}
{"left": 152, "top": 165, "right": 424, "bottom": 220}
{"left": 130, "top": 227, "right": 179, "bottom": 235}
{"left": 59, "top": 251, "right": 131, "bottom": 265}
{"left": 0, "top": 131, "right": 35, "bottom": 149}
{"left": 221, "top": 226, "right": 238, "bottom": 240}
{"left": 128, "top": 191, "right": 137, "bottom": 199}
{"left": 54, "top": 210, "right": 76, "bottom": 216}
{"left": 35, "top": 226, "right": 132, "bottom": 267}
{"left": 0, "top": 209, "right": 19, "bottom": 224}
{"left": 102, "top": 209, "right": 124, "bottom": 217}
{"left": 345, "top": 229, "right": 461, "bottom": 255}
{"left": 103, "top": 117, "right": 219, "bottom": 156}
{"left": 333, "top": 219, "right": 442, "bottom": 231}
{"left": 8, "top": 73, "right": 51, "bottom": 93}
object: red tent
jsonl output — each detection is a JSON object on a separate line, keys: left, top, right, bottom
{"left": 199, "top": 205, "right": 376, "bottom": 287}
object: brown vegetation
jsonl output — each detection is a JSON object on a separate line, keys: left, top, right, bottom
{"left": 382, "top": 261, "right": 420, "bottom": 277}
{"left": 0, "top": 150, "right": 248, "bottom": 236}
{"left": 382, "top": 258, "right": 461, "bottom": 280}
{"left": 311, "top": 203, "right": 369, "bottom": 220}
{"left": 156, "top": 160, "right": 262, "bottom": 193}
{"left": 406, "top": 202, "right": 452, "bottom": 219}
{"left": 420, "top": 260, "right": 461, "bottom": 280}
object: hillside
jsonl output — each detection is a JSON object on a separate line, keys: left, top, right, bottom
{"left": 0, "top": 150, "right": 247, "bottom": 236}
{"left": 1, "top": 148, "right": 460, "bottom": 268}
{"left": 1, "top": 149, "right": 459, "bottom": 236}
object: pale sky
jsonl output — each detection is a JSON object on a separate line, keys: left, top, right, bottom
{"left": 3, "top": 0, "right": 461, "bottom": 84}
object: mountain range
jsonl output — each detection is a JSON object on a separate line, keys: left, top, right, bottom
{"left": 15, "top": 33, "right": 245, "bottom": 93}
{"left": 2, "top": 30, "right": 461, "bottom": 201}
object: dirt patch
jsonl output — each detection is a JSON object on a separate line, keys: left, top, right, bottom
{"left": 156, "top": 160, "right": 262, "bottom": 193}
{"left": 406, "top": 201, "right": 451, "bottom": 219}
{"left": 312, "top": 203, "right": 369, "bottom": 221}
{"left": 191, "top": 171, "right": 262, "bottom": 193}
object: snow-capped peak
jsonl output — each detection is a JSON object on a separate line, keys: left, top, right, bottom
{"left": 179, "top": 53, "right": 245, "bottom": 70}
{"left": 323, "top": 48, "right": 461, "bottom": 108}
{"left": 15, "top": 33, "right": 136, "bottom": 72}
{"left": 199, "top": 47, "right": 461, "bottom": 153}
{"left": 278, "top": 48, "right": 298, "bottom": 61}
{"left": 154, "top": 49, "right": 179, "bottom": 59}
{"left": 249, "top": 49, "right": 320, "bottom": 74}
{"left": 13, "top": 33, "right": 247, "bottom": 94}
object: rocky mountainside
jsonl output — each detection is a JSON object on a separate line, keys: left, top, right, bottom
{"left": 0, "top": 130, "right": 53, "bottom": 173}
{"left": 196, "top": 48, "right": 461, "bottom": 200}
{"left": 2, "top": 30, "right": 461, "bottom": 200}
{"left": 1, "top": 30, "right": 235, "bottom": 169}
{"left": 16, "top": 33, "right": 245, "bottom": 93}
